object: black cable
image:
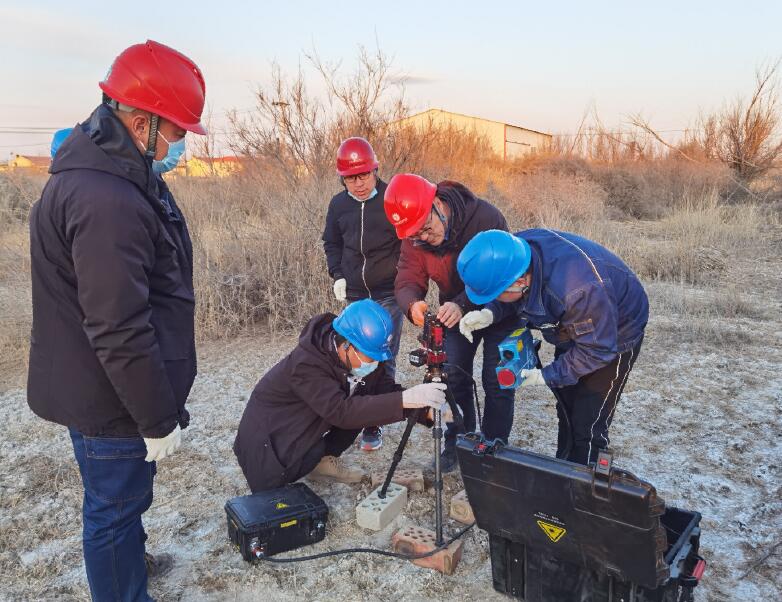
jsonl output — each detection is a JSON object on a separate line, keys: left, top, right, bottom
{"left": 258, "top": 522, "right": 475, "bottom": 563}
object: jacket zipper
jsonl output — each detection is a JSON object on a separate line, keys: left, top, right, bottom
{"left": 359, "top": 202, "right": 371, "bottom": 298}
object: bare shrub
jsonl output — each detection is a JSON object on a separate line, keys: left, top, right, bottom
{"left": 0, "top": 172, "right": 45, "bottom": 225}
{"left": 0, "top": 213, "right": 33, "bottom": 386}
{"left": 509, "top": 152, "right": 730, "bottom": 219}
{"left": 497, "top": 171, "right": 606, "bottom": 230}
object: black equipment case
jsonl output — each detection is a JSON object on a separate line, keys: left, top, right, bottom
{"left": 225, "top": 483, "right": 328, "bottom": 561}
{"left": 456, "top": 434, "right": 705, "bottom": 601}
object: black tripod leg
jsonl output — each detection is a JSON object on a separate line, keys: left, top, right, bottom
{"left": 379, "top": 410, "right": 420, "bottom": 498}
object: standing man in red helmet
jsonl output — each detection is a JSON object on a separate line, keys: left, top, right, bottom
{"left": 322, "top": 137, "right": 402, "bottom": 451}
{"left": 27, "top": 41, "right": 206, "bottom": 600}
{"left": 384, "top": 174, "right": 521, "bottom": 472}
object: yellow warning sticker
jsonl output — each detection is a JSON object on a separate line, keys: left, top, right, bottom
{"left": 280, "top": 519, "right": 298, "bottom": 528}
{"left": 276, "top": 502, "right": 289, "bottom": 509}
{"left": 537, "top": 520, "right": 566, "bottom": 543}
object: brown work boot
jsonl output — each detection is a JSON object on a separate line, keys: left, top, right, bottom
{"left": 144, "top": 552, "right": 174, "bottom": 580}
{"left": 307, "top": 455, "right": 365, "bottom": 484}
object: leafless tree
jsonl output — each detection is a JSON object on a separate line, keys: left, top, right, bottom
{"left": 632, "top": 62, "right": 782, "bottom": 194}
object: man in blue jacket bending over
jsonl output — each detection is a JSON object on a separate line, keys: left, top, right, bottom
{"left": 457, "top": 229, "right": 648, "bottom": 465}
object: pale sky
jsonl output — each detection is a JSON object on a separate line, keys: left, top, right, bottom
{"left": 2, "top": 0, "right": 780, "bottom": 157}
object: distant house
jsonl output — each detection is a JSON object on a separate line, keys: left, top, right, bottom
{"left": 185, "top": 156, "right": 243, "bottom": 178}
{"left": 397, "top": 108, "right": 552, "bottom": 160}
{"left": 8, "top": 154, "right": 51, "bottom": 172}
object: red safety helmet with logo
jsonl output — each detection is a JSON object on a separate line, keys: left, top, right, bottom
{"left": 384, "top": 173, "right": 438, "bottom": 239}
{"left": 99, "top": 40, "right": 207, "bottom": 135}
{"left": 336, "top": 137, "right": 379, "bottom": 176}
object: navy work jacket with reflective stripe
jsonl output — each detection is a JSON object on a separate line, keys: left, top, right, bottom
{"left": 487, "top": 229, "right": 648, "bottom": 388}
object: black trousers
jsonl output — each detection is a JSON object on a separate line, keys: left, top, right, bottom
{"left": 551, "top": 338, "right": 642, "bottom": 466}
{"left": 444, "top": 315, "right": 522, "bottom": 445}
{"left": 292, "top": 427, "right": 360, "bottom": 483}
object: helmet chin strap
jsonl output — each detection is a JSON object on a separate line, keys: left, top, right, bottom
{"left": 145, "top": 113, "right": 160, "bottom": 160}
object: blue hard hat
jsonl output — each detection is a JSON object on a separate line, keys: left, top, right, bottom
{"left": 457, "top": 230, "right": 532, "bottom": 304}
{"left": 332, "top": 299, "right": 394, "bottom": 361}
{"left": 50, "top": 128, "right": 73, "bottom": 158}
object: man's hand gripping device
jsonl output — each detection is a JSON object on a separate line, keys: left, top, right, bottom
{"left": 495, "top": 327, "right": 541, "bottom": 389}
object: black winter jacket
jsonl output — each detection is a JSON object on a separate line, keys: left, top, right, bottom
{"left": 234, "top": 313, "right": 408, "bottom": 491}
{"left": 27, "top": 104, "right": 197, "bottom": 438}
{"left": 322, "top": 180, "right": 401, "bottom": 300}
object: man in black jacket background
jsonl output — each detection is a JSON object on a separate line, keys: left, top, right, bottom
{"left": 322, "top": 137, "right": 403, "bottom": 452}
{"left": 27, "top": 41, "right": 206, "bottom": 601}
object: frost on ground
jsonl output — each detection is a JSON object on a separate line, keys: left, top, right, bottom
{"left": 1, "top": 252, "right": 781, "bottom": 601}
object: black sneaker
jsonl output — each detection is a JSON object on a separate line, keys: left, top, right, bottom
{"left": 145, "top": 552, "right": 174, "bottom": 580}
{"left": 359, "top": 426, "right": 382, "bottom": 451}
{"left": 437, "top": 443, "right": 459, "bottom": 473}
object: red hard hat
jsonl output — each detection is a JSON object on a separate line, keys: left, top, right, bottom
{"left": 336, "top": 137, "right": 379, "bottom": 176}
{"left": 99, "top": 40, "right": 207, "bottom": 135}
{"left": 384, "top": 173, "right": 437, "bottom": 239}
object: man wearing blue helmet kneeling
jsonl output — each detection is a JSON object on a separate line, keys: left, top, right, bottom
{"left": 457, "top": 229, "right": 648, "bottom": 466}
{"left": 234, "top": 300, "right": 448, "bottom": 492}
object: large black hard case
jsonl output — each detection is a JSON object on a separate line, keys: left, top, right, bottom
{"left": 456, "top": 434, "right": 703, "bottom": 601}
{"left": 225, "top": 483, "right": 328, "bottom": 561}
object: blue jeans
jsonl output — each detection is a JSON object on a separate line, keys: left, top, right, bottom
{"left": 70, "top": 429, "right": 155, "bottom": 602}
{"left": 444, "top": 315, "right": 520, "bottom": 444}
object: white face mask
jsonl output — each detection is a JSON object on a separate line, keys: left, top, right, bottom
{"left": 347, "top": 188, "right": 378, "bottom": 202}
{"left": 349, "top": 346, "right": 379, "bottom": 378}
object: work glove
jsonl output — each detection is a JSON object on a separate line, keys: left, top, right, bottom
{"left": 459, "top": 309, "right": 494, "bottom": 343}
{"left": 437, "top": 302, "right": 463, "bottom": 328}
{"left": 143, "top": 424, "right": 182, "bottom": 462}
{"left": 410, "top": 300, "right": 429, "bottom": 327}
{"left": 403, "top": 382, "right": 448, "bottom": 412}
{"left": 333, "top": 278, "right": 347, "bottom": 302}
{"left": 520, "top": 368, "right": 546, "bottom": 387}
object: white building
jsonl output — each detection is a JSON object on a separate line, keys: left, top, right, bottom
{"left": 398, "top": 108, "right": 551, "bottom": 159}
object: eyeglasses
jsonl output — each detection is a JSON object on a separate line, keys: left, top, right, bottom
{"left": 343, "top": 171, "right": 373, "bottom": 184}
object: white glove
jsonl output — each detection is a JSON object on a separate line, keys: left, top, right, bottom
{"left": 143, "top": 425, "right": 182, "bottom": 462}
{"left": 402, "top": 382, "right": 448, "bottom": 412}
{"left": 459, "top": 309, "right": 494, "bottom": 343}
{"left": 333, "top": 278, "right": 347, "bottom": 301}
{"left": 520, "top": 368, "right": 546, "bottom": 387}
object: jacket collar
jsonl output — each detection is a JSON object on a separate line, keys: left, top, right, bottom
{"left": 517, "top": 244, "right": 546, "bottom": 316}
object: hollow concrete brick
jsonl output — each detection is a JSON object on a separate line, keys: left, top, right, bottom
{"left": 355, "top": 484, "right": 408, "bottom": 531}
{"left": 449, "top": 489, "right": 475, "bottom": 524}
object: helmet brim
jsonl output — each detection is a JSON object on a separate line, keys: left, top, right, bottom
{"left": 337, "top": 160, "right": 379, "bottom": 177}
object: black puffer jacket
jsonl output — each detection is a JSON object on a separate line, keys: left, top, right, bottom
{"left": 322, "top": 180, "right": 400, "bottom": 300}
{"left": 27, "top": 104, "right": 196, "bottom": 438}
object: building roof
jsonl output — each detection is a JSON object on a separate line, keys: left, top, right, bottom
{"left": 15, "top": 155, "right": 51, "bottom": 167}
{"left": 406, "top": 108, "right": 552, "bottom": 138}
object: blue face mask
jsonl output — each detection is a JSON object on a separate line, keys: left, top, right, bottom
{"left": 152, "top": 133, "right": 186, "bottom": 174}
{"left": 347, "top": 188, "right": 378, "bottom": 202}
{"left": 349, "top": 347, "right": 379, "bottom": 378}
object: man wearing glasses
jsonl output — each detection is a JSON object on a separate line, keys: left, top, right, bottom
{"left": 322, "top": 138, "right": 403, "bottom": 452}
{"left": 384, "top": 174, "right": 521, "bottom": 471}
